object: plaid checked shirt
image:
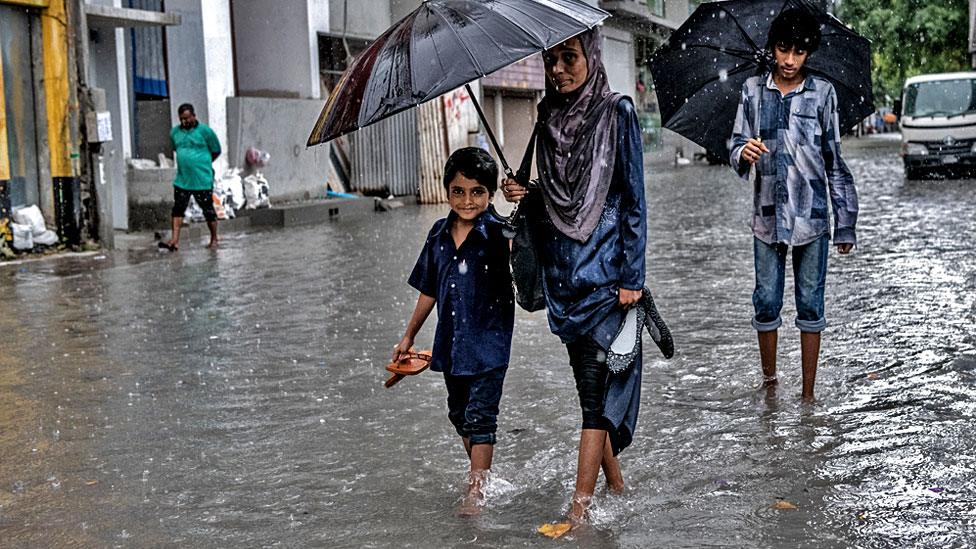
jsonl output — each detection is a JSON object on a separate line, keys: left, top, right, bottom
{"left": 730, "top": 73, "right": 858, "bottom": 246}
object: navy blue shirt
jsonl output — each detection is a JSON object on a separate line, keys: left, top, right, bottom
{"left": 408, "top": 210, "right": 515, "bottom": 376}
{"left": 534, "top": 99, "right": 647, "bottom": 348}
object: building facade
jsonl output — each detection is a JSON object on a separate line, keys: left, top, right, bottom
{"left": 0, "top": 0, "right": 87, "bottom": 254}
{"left": 0, "top": 0, "right": 701, "bottom": 255}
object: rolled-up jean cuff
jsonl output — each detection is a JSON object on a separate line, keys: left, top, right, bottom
{"left": 752, "top": 316, "right": 783, "bottom": 332}
{"left": 468, "top": 432, "right": 496, "bottom": 446}
{"left": 796, "top": 317, "right": 827, "bottom": 333}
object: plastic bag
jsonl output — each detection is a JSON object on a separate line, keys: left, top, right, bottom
{"left": 11, "top": 222, "right": 33, "bottom": 250}
{"left": 184, "top": 200, "right": 205, "bottom": 223}
{"left": 243, "top": 172, "right": 271, "bottom": 209}
{"left": 245, "top": 147, "right": 271, "bottom": 168}
{"left": 212, "top": 192, "right": 232, "bottom": 220}
{"left": 33, "top": 230, "right": 59, "bottom": 246}
{"left": 12, "top": 205, "right": 46, "bottom": 235}
{"left": 215, "top": 168, "right": 245, "bottom": 210}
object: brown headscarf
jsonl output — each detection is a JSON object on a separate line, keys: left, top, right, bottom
{"left": 536, "top": 27, "right": 624, "bottom": 242}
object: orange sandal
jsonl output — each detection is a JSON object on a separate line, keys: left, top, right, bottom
{"left": 384, "top": 351, "right": 432, "bottom": 388}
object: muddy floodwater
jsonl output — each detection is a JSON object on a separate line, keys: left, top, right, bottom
{"left": 0, "top": 136, "right": 973, "bottom": 548}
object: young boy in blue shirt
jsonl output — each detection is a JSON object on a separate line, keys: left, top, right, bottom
{"left": 392, "top": 147, "right": 514, "bottom": 516}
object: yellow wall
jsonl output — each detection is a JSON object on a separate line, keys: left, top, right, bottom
{"left": 0, "top": 48, "right": 9, "bottom": 182}
{"left": 0, "top": 1, "right": 49, "bottom": 7}
{"left": 41, "top": 0, "right": 74, "bottom": 178}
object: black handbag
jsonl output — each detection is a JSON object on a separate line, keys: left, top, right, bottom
{"left": 509, "top": 126, "right": 546, "bottom": 312}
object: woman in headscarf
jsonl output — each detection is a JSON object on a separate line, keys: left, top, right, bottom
{"left": 503, "top": 27, "right": 648, "bottom": 523}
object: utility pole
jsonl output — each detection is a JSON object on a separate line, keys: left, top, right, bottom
{"left": 970, "top": 0, "right": 976, "bottom": 68}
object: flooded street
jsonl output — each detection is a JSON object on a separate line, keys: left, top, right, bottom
{"left": 0, "top": 136, "right": 973, "bottom": 548}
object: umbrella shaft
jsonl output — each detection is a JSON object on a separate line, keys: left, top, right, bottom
{"left": 465, "top": 84, "right": 515, "bottom": 179}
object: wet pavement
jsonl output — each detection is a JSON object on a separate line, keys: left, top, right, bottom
{"left": 0, "top": 135, "right": 974, "bottom": 548}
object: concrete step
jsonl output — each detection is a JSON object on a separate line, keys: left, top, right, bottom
{"left": 238, "top": 197, "right": 379, "bottom": 228}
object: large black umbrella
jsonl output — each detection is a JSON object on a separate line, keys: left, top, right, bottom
{"left": 307, "top": 0, "right": 608, "bottom": 177}
{"left": 649, "top": 0, "right": 873, "bottom": 163}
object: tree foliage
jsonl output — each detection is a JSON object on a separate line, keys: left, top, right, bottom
{"left": 836, "top": 0, "right": 970, "bottom": 104}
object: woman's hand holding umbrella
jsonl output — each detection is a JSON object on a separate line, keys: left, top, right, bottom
{"left": 502, "top": 178, "right": 529, "bottom": 202}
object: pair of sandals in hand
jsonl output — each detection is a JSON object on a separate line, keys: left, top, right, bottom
{"left": 607, "top": 287, "right": 674, "bottom": 373}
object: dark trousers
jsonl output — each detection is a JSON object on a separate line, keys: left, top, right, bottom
{"left": 172, "top": 187, "right": 217, "bottom": 222}
{"left": 566, "top": 337, "right": 612, "bottom": 431}
{"left": 444, "top": 366, "right": 507, "bottom": 446}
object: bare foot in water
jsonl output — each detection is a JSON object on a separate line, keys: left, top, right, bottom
{"left": 567, "top": 493, "right": 592, "bottom": 525}
{"left": 607, "top": 481, "right": 625, "bottom": 496}
{"left": 207, "top": 239, "right": 219, "bottom": 250}
{"left": 457, "top": 492, "right": 482, "bottom": 517}
{"left": 457, "top": 471, "right": 486, "bottom": 517}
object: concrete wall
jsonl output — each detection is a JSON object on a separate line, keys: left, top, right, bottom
{"left": 164, "top": 0, "right": 234, "bottom": 176}
{"left": 165, "top": 0, "right": 209, "bottom": 124}
{"left": 602, "top": 25, "right": 636, "bottom": 98}
{"left": 126, "top": 166, "right": 175, "bottom": 229}
{"left": 232, "top": 0, "right": 314, "bottom": 99}
{"left": 201, "top": 0, "right": 235, "bottom": 177}
{"left": 307, "top": 0, "right": 329, "bottom": 99}
{"left": 87, "top": 0, "right": 133, "bottom": 230}
{"left": 665, "top": 0, "right": 692, "bottom": 25}
{"left": 483, "top": 91, "right": 540, "bottom": 183}
{"left": 226, "top": 96, "right": 335, "bottom": 203}
{"left": 329, "top": 0, "right": 391, "bottom": 38}
{"left": 390, "top": 0, "right": 421, "bottom": 21}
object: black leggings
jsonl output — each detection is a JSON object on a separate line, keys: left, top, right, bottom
{"left": 566, "top": 337, "right": 612, "bottom": 431}
{"left": 172, "top": 187, "right": 217, "bottom": 222}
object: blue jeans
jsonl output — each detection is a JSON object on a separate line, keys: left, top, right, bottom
{"left": 752, "top": 234, "right": 828, "bottom": 333}
{"left": 444, "top": 366, "right": 507, "bottom": 445}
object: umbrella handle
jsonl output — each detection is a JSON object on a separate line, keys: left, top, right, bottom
{"left": 465, "top": 84, "right": 516, "bottom": 180}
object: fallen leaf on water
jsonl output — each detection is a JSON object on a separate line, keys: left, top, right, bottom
{"left": 772, "top": 500, "right": 797, "bottom": 510}
{"left": 538, "top": 522, "right": 572, "bottom": 539}
{"left": 85, "top": 480, "right": 98, "bottom": 486}
{"left": 928, "top": 487, "right": 945, "bottom": 494}
{"left": 867, "top": 373, "right": 879, "bottom": 380}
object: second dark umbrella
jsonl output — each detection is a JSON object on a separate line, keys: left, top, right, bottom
{"left": 649, "top": 0, "right": 873, "bottom": 163}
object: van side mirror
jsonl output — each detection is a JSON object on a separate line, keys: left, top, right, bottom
{"left": 893, "top": 99, "right": 902, "bottom": 117}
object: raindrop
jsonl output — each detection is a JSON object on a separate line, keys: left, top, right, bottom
{"left": 719, "top": 69, "right": 729, "bottom": 82}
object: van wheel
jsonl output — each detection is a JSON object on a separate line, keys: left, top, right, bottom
{"left": 905, "top": 166, "right": 922, "bottom": 179}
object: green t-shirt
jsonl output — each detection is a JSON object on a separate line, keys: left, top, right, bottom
{"left": 170, "top": 122, "right": 221, "bottom": 191}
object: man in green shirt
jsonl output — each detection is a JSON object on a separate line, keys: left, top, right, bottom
{"left": 159, "top": 103, "right": 221, "bottom": 251}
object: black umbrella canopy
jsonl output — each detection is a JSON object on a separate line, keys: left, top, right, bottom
{"left": 308, "top": 0, "right": 608, "bottom": 146}
{"left": 649, "top": 0, "right": 873, "bottom": 162}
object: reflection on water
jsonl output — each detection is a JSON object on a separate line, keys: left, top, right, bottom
{"left": 0, "top": 138, "right": 973, "bottom": 547}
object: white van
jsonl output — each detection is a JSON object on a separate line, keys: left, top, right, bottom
{"left": 898, "top": 71, "right": 976, "bottom": 178}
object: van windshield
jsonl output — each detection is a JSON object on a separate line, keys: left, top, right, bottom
{"left": 904, "top": 78, "right": 976, "bottom": 117}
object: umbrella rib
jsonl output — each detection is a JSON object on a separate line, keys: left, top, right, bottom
{"left": 715, "top": 4, "right": 760, "bottom": 53}
{"left": 668, "top": 60, "right": 756, "bottom": 120}
{"left": 444, "top": 2, "right": 526, "bottom": 67}
{"left": 684, "top": 43, "right": 757, "bottom": 62}
{"left": 492, "top": 0, "right": 553, "bottom": 40}
{"left": 427, "top": 3, "right": 486, "bottom": 76}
